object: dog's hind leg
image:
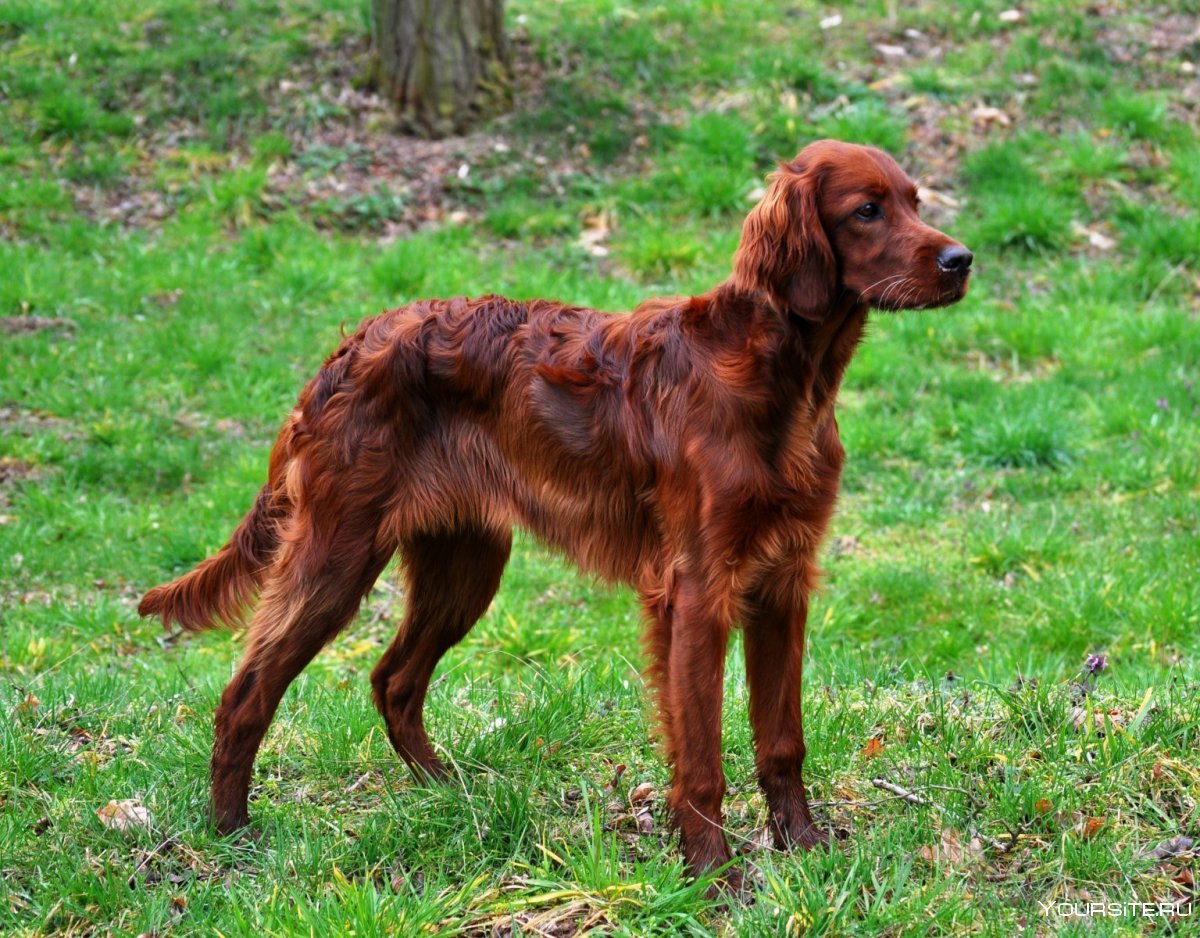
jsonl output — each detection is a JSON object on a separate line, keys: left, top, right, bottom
{"left": 210, "top": 511, "right": 393, "bottom": 833}
{"left": 370, "top": 525, "right": 511, "bottom": 781}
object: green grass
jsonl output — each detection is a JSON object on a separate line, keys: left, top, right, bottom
{"left": 3, "top": 0, "right": 1199, "bottom": 935}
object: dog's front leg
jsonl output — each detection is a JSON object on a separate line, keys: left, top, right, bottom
{"left": 662, "top": 577, "right": 735, "bottom": 882}
{"left": 743, "top": 587, "right": 828, "bottom": 850}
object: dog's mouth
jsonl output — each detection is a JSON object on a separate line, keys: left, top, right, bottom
{"left": 868, "top": 274, "right": 970, "bottom": 311}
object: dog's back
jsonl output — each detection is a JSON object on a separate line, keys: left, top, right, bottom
{"left": 140, "top": 293, "right": 687, "bottom": 632}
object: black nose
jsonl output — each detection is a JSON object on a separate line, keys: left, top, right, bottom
{"left": 938, "top": 245, "right": 973, "bottom": 274}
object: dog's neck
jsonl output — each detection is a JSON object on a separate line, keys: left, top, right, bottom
{"left": 707, "top": 281, "right": 868, "bottom": 416}
{"left": 789, "top": 293, "right": 869, "bottom": 413}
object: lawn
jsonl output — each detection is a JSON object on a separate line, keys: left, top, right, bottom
{"left": 2, "top": 0, "right": 1198, "bottom": 934}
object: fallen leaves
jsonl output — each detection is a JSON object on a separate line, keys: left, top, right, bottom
{"left": 918, "top": 827, "right": 986, "bottom": 866}
{"left": 127, "top": 836, "right": 219, "bottom": 898}
{"left": 603, "top": 768, "right": 657, "bottom": 836}
{"left": 601, "top": 763, "right": 626, "bottom": 792}
{"left": 917, "top": 186, "right": 961, "bottom": 211}
{"left": 971, "top": 105, "right": 1012, "bottom": 130}
{"left": 97, "top": 799, "right": 152, "bottom": 832}
{"left": 577, "top": 211, "right": 614, "bottom": 258}
{"left": 629, "top": 781, "right": 655, "bottom": 835}
{"left": 1074, "top": 816, "right": 1105, "bottom": 840}
{"left": 1140, "top": 836, "right": 1196, "bottom": 862}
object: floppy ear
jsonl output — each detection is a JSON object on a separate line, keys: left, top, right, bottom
{"left": 731, "top": 163, "right": 837, "bottom": 321}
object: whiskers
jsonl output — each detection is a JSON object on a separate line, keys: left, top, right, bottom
{"left": 861, "top": 275, "right": 918, "bottom": 311}
{"left": 859, "top": 274, "right": 962, "bottom": 311}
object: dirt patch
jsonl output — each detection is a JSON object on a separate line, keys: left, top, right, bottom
{"left": 0, "top": 403, "right": 74, "bottom": 437}
{"left": 263, "top": 107, "right": 508, "bottom": 237}
{"left": 0, "top": 457, "right": 41, "bottom": 484}
{"left": 60, "top": 25, "right": 667, "bottom": 241}
{"left": 0, "top": 316, "right": 77, "bottom": 337}
{"left": 466, "top": 896, "right": 613, "bottom": 938}
{"left": 1093, "top": 5, "right": 1200, "bottom": 71}
{"left": 0, "top": 455, "right": 45, "bottom": 510}
{"left": 63, "top": 31, "right": 554, "bottom": 238}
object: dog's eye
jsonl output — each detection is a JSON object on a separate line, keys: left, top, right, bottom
{"left": 855, "top": 202, "right": 881, "bottom": 220}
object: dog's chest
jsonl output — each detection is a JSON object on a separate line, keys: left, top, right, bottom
{"left": 772, "top": 404, "right": 845, "bottom": 494}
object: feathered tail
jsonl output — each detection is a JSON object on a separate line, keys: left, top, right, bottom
{"left": 139, "top": 408, "right": 302, "bottom": 632}
{"left": 139, "top": 327, "right": 362, "bottom": 632}
{"left": 137, "top": 482, "right": 285, "bottom": 631}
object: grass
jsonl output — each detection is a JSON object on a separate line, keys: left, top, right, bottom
{"left": 2, "top": 0, "right": 1199, "bottom": 935}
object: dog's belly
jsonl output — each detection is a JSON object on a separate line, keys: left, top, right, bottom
{"left": 384, "top": 415, "right": 656, "bottom": 585}
{"left": 508, "top": 472, "right": 656, "bottom": 585}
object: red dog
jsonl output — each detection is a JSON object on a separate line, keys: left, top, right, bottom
{"left": 140, "top": 140, "right": 971, "bottom": 884}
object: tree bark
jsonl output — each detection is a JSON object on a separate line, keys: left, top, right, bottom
{"left": 371, "top": 0, "right": 512, "bottom": 138}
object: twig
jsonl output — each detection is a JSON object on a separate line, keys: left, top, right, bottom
{"left": 975, "top": 830, "right": 1011, "bottom": 853}
{"left": 870, "top": 777, "right": 932, "bottom": 805}
{"left": 869, "top": 777, "right": 1025, "bottom": 855}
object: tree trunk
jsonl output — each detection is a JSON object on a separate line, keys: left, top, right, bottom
{"left": 371, "top": 0, "right": 512, "bottom": 138}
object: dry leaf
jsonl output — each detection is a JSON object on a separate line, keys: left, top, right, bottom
{"left": 1075, "top": 816, "right": 1104, "bottom": 839}
{"left": 635, "top": 808, "right": 654, "bottom": 835}
{"left": 861, "top": 736, "right": 884, "bottom": 758}
{"left": 868, "top": 74, "right": 909, "bottom": 92}
{"left": 1140, "top": 835, "right": 1195, "bottom": 861}
{"left": 918, "top": 186, "right": 961, "bottom": 209}
{"left": 1035, "top": 798, "right": 1054, "bottom": 815}
{"left": 629, "top": 782, "right": 655, "bottom": 805}
{"left": 1070, "top": 221, "right": 1117, "bottom": 251}
{"left": 480, "top": 716, "right": 506, "bottom": 735}
{"left": 577, "top": 212, "right": 614, "bottom": 258}
{"left": 972, "top": 106, "right": 1012, "bottom": 128}
{"left": 602, "top": 764, "right": 627, "bottom": 792}
{"left": 98, "top": 799, "right": 152, "bottom": 831}
{"left": 919, "top": 827, "right": 964, "bottom": 864}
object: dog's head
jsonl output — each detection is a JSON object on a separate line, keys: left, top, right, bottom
{"left": 732, "top": 139, "right": 972, "bottom": 321}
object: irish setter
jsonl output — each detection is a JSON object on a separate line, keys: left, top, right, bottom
{"left": 140, "top": 140, "right": 971, "bottom": 886}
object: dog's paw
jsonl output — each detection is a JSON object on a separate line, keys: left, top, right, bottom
{"left": 783, "top": 821, "right": 830, "bottom": 852}
{"left": 704, "top": 865, "right": 753, "bottom": 903}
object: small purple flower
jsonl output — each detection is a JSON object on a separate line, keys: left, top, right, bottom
{"left": 1156, "top": 397, "right": 1169, "bottom": 410}
{"left": 1084, "top": 653, "right": 1108, "bottom": 675}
